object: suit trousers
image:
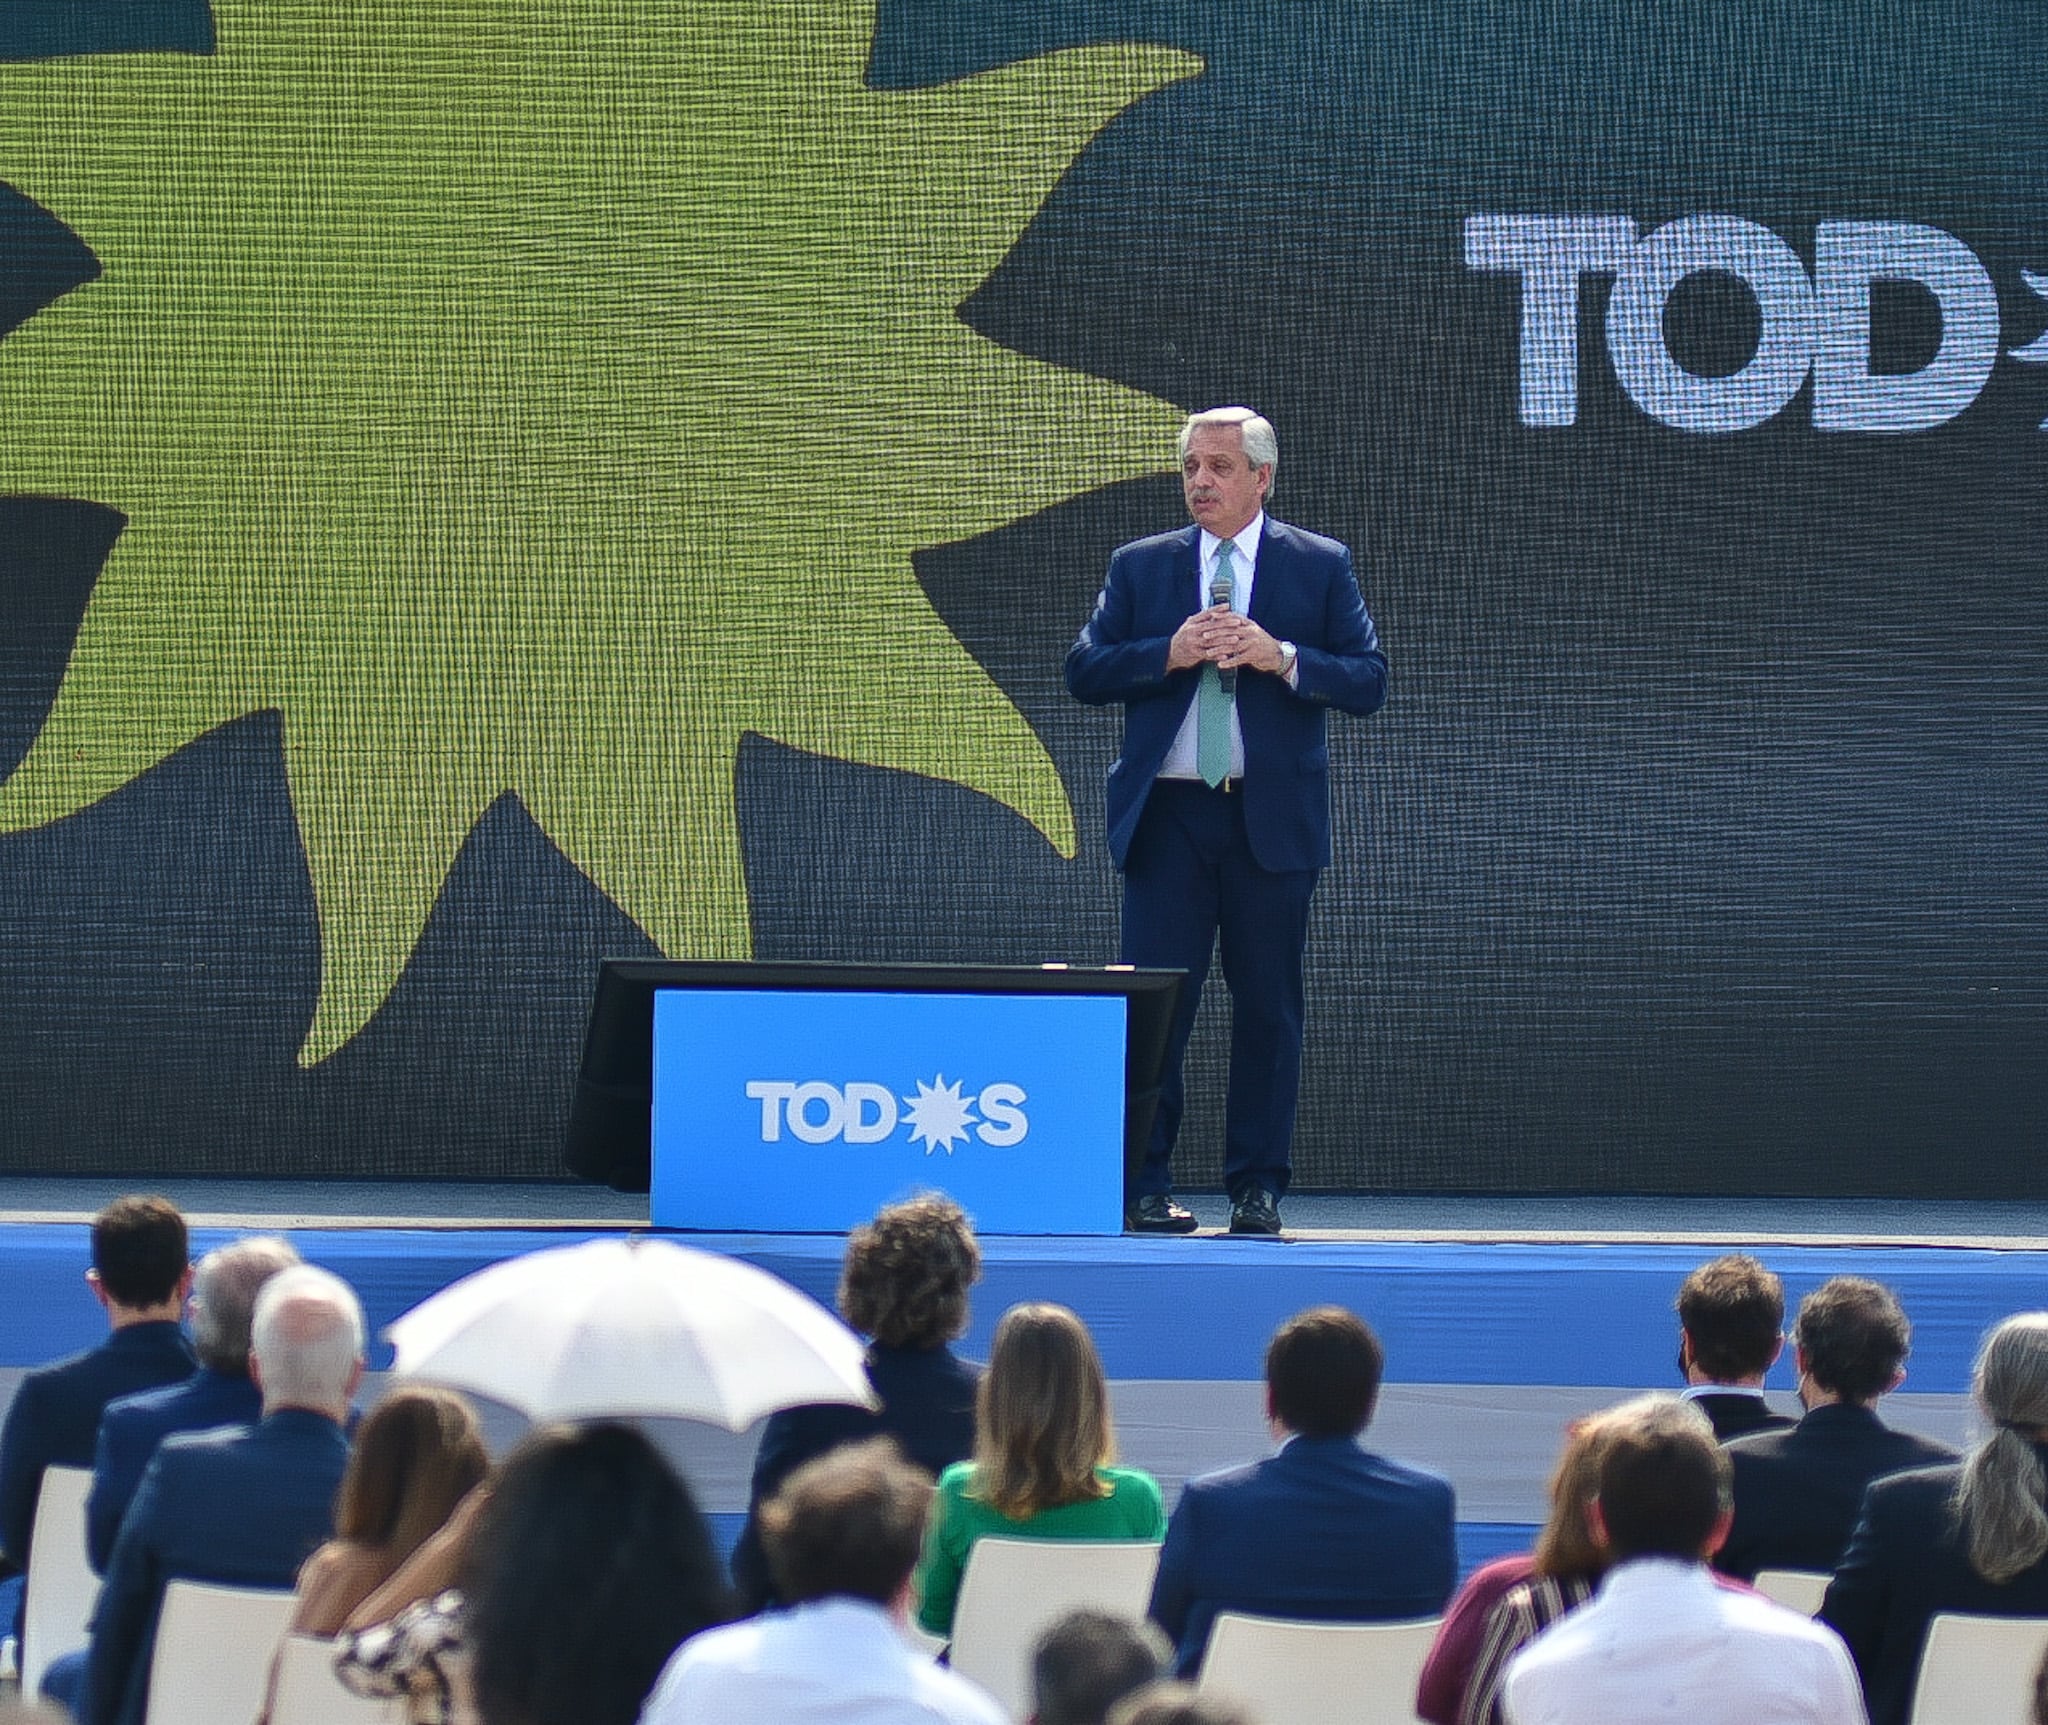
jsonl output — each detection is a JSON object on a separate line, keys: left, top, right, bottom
{"left": 1121, "top": 778, "right": 1317, "bottom": 1199}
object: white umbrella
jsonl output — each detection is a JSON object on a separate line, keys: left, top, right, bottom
{"left": 385, "top": 1235, "right": 877, "bottom": 1429}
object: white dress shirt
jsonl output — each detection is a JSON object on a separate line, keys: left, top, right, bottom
{"left": 1157, "top": 512, "right": 1265, "bottom": 781}
{"left": 640, "top": 1596, "right": 1007, "bottom": 1725}
{"left": 1501, "top": 1557, "right": 1866, "bottom": 1725}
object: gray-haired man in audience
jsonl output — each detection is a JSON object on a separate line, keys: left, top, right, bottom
{"left": 86, "top": 1234, "right": 302, "bottom": 1570}
{"left": 79, "top": 1264, "right": 363, "bottom": 1725}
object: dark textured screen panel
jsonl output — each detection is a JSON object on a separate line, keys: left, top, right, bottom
{"left": 0, "top": 0, "right": 2042, "bottom": 1190}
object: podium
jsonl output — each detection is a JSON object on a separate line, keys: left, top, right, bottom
{"left": 563, "top": 961, "right": 1182, "bottom": 1235}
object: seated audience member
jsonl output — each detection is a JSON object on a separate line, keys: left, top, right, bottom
{"left": 1675, "top": 1254, "right": 1795, "bottom": 1439}
{"left": 1501, "top": 1395, "right": 1864, "bottom": 1725}
{"left": 1822, "top": 1312, "right": 2048, "bottom": 1725}
{"left": 463, "top": 1422, "right": 732, "bottom": 1725}
{"left": 641, "top": 1437, "right": 1006, "bottom": 1724}
{"left": 733, "top": 1191, "right": 982, "bottom": 1608}
{"left": 1716, "top": 1276, "right": 1955, "bottom": 1581}
{"left": 1418, "top": 1411, "right": 1615, "bottom": 1725}
{"left": 1031, "top": 1608, "right": 1169, "bottom": 1725}
{"left": 260, "top": 1388, "right": 485, "bottom": 1725}
{"left": 1106, "top": 1684, "right": 1258, "bottom": 1725}
{"left": 78, "top": 1263, "right": 365, "bottom": 1725}
{"left": 87, "top": 1234, "right": 301, "bottom": 1570}
{"left": 332, "top": 1484, "right": 493, "bottom": 1725}
{"left": 915, "top": 1303, "right": 1164, "bottom": 1639}
{"left": 0, "top": 1197, "right": 194, "bottom": 1612}
{"left": 1150, "top": 1305, "right": 1455, "bottom": 1677}
{"left": 289, "top": 1384, "right": 487, "bottom": 1635}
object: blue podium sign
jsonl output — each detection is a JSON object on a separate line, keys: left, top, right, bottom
{"left": 649, "top": 987, "right": 1128, "bottom": 1234}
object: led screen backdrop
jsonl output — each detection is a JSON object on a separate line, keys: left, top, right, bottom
{"left": 0, "top": 0, "right": 2043, "bottom": 1193}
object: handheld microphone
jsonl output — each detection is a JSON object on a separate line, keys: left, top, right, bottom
{"left": 1210, "top": 565, "right": 1236, "bottom": 698}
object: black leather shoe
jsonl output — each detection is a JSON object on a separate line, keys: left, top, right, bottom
{"left": 1229, "top": 1186, "right": 1283, "bottom": 1236}
{"left": 1125, "top": 1193, "right": 1199, "bottom": 1234}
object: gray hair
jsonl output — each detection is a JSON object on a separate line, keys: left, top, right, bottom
{"left": 1177, "top": 407, "right": 1278, "bottom": 485}
{"left": 1955, "top": 1313, "right": 2048, "bottom": 1582}
{"left": 251, "top": 1264, "right": 365, "bottom": 1412}
{"left": 191, "top": 1236, "right": 301, "bottom": 1374}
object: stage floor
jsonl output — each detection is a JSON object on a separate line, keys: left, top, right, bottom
{"left": 5, "top": 1177, "right": 2048, "bottom": 1246}
{"left": 2, "top": 1177, "right": 2039, "bottom": 1577}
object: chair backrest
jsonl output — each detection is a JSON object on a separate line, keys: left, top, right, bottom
{"left": 1908, "top": 1612, "right": 2048, "bottom": 1725}
{"left": 947, "top": 1537, "right": 1163, "bottom": 1720}
{"left": 268, "top": 1633, "right": 402, "bottom": 1725}
{"left": 21, "top": 1465, "right": 99, "bottom": 1698}
{"left": 1751, "top": 1568, "right": 1830, "bottom": 1616}
{"left": 1196, "top": 1611, "right": 1443, "bottom": 1725}
{"left": 144, "top": 1580, "right": 297, "bottom": 1725}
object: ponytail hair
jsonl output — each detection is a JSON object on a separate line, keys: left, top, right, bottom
{"left": 1955, "top": 1314, "right": 2048, "bottom": 1583}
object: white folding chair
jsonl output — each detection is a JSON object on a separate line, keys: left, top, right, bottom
{"left": 1908, "top": 1612, "right": 2048, "bottom": 1725}
{"left": 946, "top": 1537, "right": 1162, "bottom": 1720}
{"left": 1751, "top": 1568, "right": 1829, "bottom": 1615}
{"left": 1196, "top": 1611, "right": 1443, "bottom": 1725}
{"left": 20, "top": 1464, "right": 99, "bottom": 1698}
{"left": 143, "top": 1579, "right": 296, "bottom": 1725}
{"left": 267, "top": 1633, "right": 402, "bottom": 1725}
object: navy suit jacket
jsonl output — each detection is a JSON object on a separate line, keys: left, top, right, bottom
{"left": 1715, "top": 1402, "right": 1957, "bottom": 1581}
{"left": 81, "top": 1408, "right": 348, "bottom": 1725}
{"left": 87, "top": 1368, "right": 264, "bottom": 1573}
{"left": 1690, "top": 1389, "right": 1796, "bottom": 1443}
{"left": 0, "top": 1323, "right": 195, "bottom": 1575}
{"left": 1065, "top": 518, "right": 1387, "bottom": 873}
{"left": 1148, "top": 1435, "right": 1456, "bottom": 1676}
{"left": 730, "top": 1343, "right": 980, "bottom": 1609}
{"left": 1821, "top": 1451, "right": 2048, "bottom": 1725}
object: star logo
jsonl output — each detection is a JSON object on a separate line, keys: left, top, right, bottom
{"left": 0, "top": 1, "right": 1202, "bottom": 1060}
{"left": 901, "top": 1074, "right": 978, "bottom": 1155}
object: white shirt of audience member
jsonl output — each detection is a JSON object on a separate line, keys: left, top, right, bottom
{"left": 1500, "top": 1557, "right": 1866, "bottom": 1725}
{"left": 640, "top": 1595, "right": 1006, "bottom": 1725}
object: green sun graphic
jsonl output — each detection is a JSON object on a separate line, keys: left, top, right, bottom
{"left": 0, "top": 1, "right": 1199, "bottom": 1061}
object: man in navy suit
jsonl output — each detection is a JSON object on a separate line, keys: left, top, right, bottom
{"left": 1715, "top": 1276, "right": 1955, "bottom": 1581}
{"left": 1675, "top": 1254, "right": 1797, "bottom": 1440}
{"left": 0, "top": 1196, "right": 194, "bottom": 1627}
{"left": 77, "top": 1263, "right": 362, "bottom": 1725}
{"left": 1067, "top": 408, "right": 1386, "bottom": 1235}
{"left": 85, "top": 1234, "right": 301, "bottom": 1571}
{"left": 1148, "top": 1306, "right": 1455, "bottom": 1675}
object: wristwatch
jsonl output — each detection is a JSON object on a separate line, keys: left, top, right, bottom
{"left": 1276, "top": 640, "right": 1298, "bottom": 676}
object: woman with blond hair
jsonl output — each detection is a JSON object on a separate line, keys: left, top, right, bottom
{"left": 1823, "top": 1312, "right": 2048, "bottom": 1725}
{"left": 914, "top": 1303, "right": 1163, "bottom": 1638}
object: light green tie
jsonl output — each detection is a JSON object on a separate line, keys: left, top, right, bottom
{"left": 1196, "top": 542, "right": 1235, "bottom": 788}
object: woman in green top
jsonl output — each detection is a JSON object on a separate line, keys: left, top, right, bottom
{"left": 914, "top": 1301, "right": 1165, "bottom": 1637}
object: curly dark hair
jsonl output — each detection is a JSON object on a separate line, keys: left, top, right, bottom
{"left": 838, "top": 1193, "right": 980, "bottom": 1349}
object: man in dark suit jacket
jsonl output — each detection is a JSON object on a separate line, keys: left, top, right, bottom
{"left": 85, "top": 1235, "right": 300, "bottom": 1571}
{"left": 1715, "top": 1276, "right": 1956, "bottom": 1581}
{"left": 1675, "top": 1254, "right": 1797, "bottom": 1440}
{"left": 0, "top": 1197, "right": 194, "bottom": 1627}
{"left": 77, "top": 1263, "right": 362, "bottom": 1725}
{"left": 1066, "top": 408, "right": 1387, "bottom": 1236}
{"left": 1149, "top": 1307, "right": 1455, "bottom": 1675}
